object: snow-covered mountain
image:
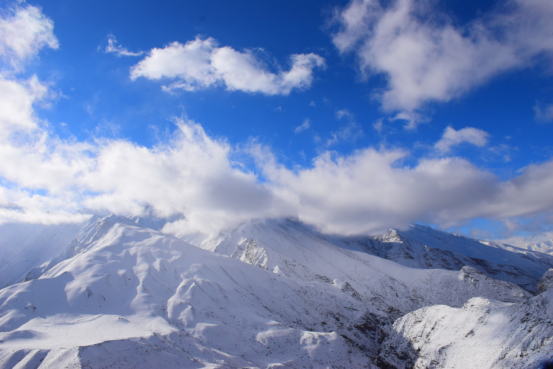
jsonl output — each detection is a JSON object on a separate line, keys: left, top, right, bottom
{"left": 497, "top": 233, "right": 553, "bottom": 256}
{"left": 377, "top": 270, "right": 553, "bottom": 369}
{"left": 522, "top": 240, "right": 553, "bottom": 256}
{"left": 0, "top": 215, "right": 550, "bottom": 367}
{"left": 201, "top": 219, "right": 553, "bottom": 292}
{"left": 336, "top": 225, "right": 553, "bottom": 292}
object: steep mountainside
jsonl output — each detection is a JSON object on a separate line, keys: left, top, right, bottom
{"left": 0, "top": 219, "right": 377, "bottom": 368}
{"left": 199, "top": 219, "right": 530, "bottom": 315}
{"left": 0, "top": 216, "right": 534, "bottom": 368}
{"left": 202, "top": 220, "right": 553, "bottom": 292}
{"left": 378, "top": 271, "right": 553, "bottom": 369}
{"left": 332, "top": 224, "right": 553, "bottom": 292}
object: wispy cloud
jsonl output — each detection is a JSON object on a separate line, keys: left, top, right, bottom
{"left": 130, "top": 37, "right": 326, "bottom": 95}
{"left": 104, "top": 34, "right": 143, "bottom": 57}
{"left": 325, "top": 109, "right": 363, "bottom": 147}
{"left": 294, "top": 119, "right": 311, "bottom": 133}
{"left": 534, "top": 102, "right": 553, "bottom": 122}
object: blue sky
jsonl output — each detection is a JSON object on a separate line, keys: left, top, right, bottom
{"left": 1, "top": 0, "right": 553, "bottom": 240}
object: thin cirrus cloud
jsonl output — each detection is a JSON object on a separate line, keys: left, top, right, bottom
{"left": 435, "top": 127, "right": 490, "bottom": 153}
{"left": 294, "top": 119, "right": 311, "bottom": 134}
{"left": 324, "top": 109, "right": 363, "bottom": 147}
{"left": 104, "top": 35, "right": 143, "bottom": 57}
{"left": 534, "top": 103, "right": 553, "bottom": 122}
{"left": 331, "top": 0, "right": 553, "bottom": 127}
{"left": 2, "top": 3, "right": 553, "bottom": 237}
{"left": 130, "top": 37, "right": 326, "bottom": 95}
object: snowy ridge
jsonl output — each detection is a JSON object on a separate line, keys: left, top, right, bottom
{"left": 22, "top": 215, "right": 136, "bottom": 283}
{"left": 0, "top": 219, "right": 378, "bottom": 367}
{"left": 377, "top": 275, "right": 553, "bottom": 369}
{"left": 200, "top": 219, "right": 530, "bottom": 317}
{"left": 0, "top": 216, "right": 536, "bottom": 368}
{"left": 333, "top": 224, "right": 553, "bottom": 292}
{"left": 201, "top": 219, "right": 552, "bottom": 293}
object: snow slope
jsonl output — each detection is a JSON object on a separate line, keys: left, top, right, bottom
{"left": 327, "top": 224, "right": 553, "bottom": 292}
{"left": 0, "top": 217, "right": 533, "bottom": 368}
{"left": 377, "top": 270, "right": 553, "bottom": 369}
{"left": 0, "top": 219, "right": 376, "bottom": 368}
{"left": 199, "top": 219, "right": 530, "bottom": 316}
{"left": 200, "top": 219, "right": 551, "bottom": 293}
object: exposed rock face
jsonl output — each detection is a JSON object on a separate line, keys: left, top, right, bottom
{"left": 537, "top": 269, "right": 553, "bottom": 294}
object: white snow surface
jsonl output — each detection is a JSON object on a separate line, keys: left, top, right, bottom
{"left": 201, "top": 220, "right": 553, "bottom": 292}
{"left": 378, "top": 289, "right": 553, "bottom": 368}
{"left": 0, "top": 216, "right": 536, "bottom": 368}
{"left": 334, "top": 224, "right": 553, "bottom": 292}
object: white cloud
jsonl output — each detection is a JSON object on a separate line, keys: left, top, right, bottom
{"left": 373, "top": 119, "right": 383, "bottom": 133}
{"left": 2, "top": 4, "right": 553, "bottom": 236}
{"left": 294, "top": 119, "right": 310, "bottom": 133}
{"left": 325, "top": 122, "right": 363, "bottom": 147}
{"left": 331, "top": 0, "right": 553, "bottom": 117}
{"left": 0, "top": 207, "right": 91, "bottom": 225}
{"left": 130, "top": 37, "right": 326, "bottom": 95}
{"left": 0, "top": 74, "right": 47, "bottom": 136}
{"left": 534, "top": 103, "right": 553, "bottom": 122}
{"left": 104, "top": 34, "right": 143, "bottom": 57}
{"left": 435, "top": 127, "right": 489, "bottom": 153}
{"left": 325, "top": 109, "right": 364, "bottom": 147}
{"left": 3, "top": 76, "right": 553, "bottom": 235}
{"left": 336, "top": 109, "right": 353, "bottom": 120}
{"left": 0, "top": 4, "right": 58, "bottom": 71}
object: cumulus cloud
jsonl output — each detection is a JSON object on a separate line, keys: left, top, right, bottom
{"left": 3, "top": 3, "right": 553, "bottom": 236}
{"left": 3, "top": 74, "right": 553, "bottom": 235}
{"left": 435, "top": 126, "right": 489, "bottom": 153}
{"left": 294, "top": 119, "right": 311, "bottom": 133}
{"left": 331, "top": 0, "right": 553, "bottom": 121}
{"left": 130, "top": 37, "right": 326, "bottom": 95}
{"left": 104, "top": 34, "right": 143, "bottom": 57}
{"left": 0, "top": 3, "right": 58, "bottom": 70}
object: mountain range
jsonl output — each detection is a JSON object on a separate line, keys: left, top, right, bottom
{"left": 0, "top": 214, "right": 551, "bottom": 368}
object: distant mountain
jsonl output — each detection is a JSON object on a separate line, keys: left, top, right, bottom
{"left": 522, "top": 240, "right": 553, "bottom": 255}
{"left": 497, "top": 233, "right": 553, "bottom": 256}
{"left": 0, "top": 216, "right": 537, "bottom": 367}
{"left": 201, "top": 220, "right": 553, "bottom": 292}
